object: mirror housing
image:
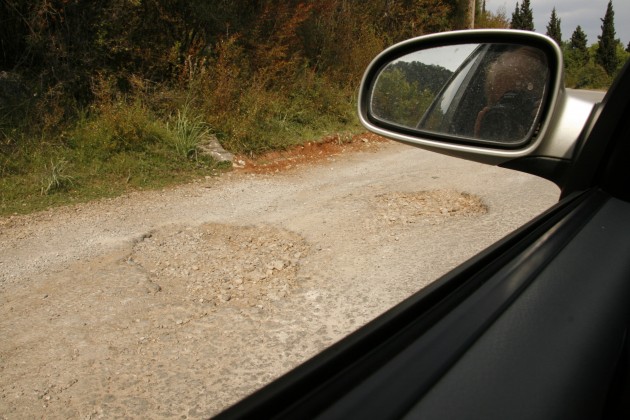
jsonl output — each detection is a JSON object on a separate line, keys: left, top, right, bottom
{"left": 358, "top": 30, "right": 601, "bottom": 185}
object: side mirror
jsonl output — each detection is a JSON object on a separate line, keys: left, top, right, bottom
{"left": 358, "top": 30, "right": 599, "bottom": 184}
{"left": 370, "top": 44, "right": 549, "bottom": 148}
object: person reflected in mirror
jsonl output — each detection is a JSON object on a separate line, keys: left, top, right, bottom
{"left": 474, "top": 47, "right": 548, "bottom": 142}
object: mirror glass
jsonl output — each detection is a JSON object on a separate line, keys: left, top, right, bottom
{"left": 369, "top": 43, "right": 550, "bottom": 146}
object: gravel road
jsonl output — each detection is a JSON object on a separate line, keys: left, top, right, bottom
{"left": 0, "top": 136, "right": 559, "bottom": 419}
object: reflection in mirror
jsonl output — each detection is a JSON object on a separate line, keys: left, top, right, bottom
{"left": 369, "top": 43, "right": 550, "bottom": 147}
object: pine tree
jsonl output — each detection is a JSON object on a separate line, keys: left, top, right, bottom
{"left": 570, "top": 26, "right": 589, "bottom": 67}
{"left": 510, "top": 0, "right": 533, "bottom": 31}
{"left": 596, "top": 0, "right": 619, "bottom": 76}
{"left": 510, "top": 2, "right": 522, "bottom": 29}
{"left": 626, "top": 41, "right": 630, "bottom": 54}
{"left": 546, "top": 7, "right": 562, "bottom": 45}
{"left": 519, "top": 0, "right": 534, "bottom": 31}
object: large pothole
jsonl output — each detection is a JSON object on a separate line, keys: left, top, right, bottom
{"left": 130, "top": 223, "right": 310, "bottom": 308}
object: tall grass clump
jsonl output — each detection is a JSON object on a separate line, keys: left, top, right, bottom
{"left": 41, "top": 158, "right": 74, "bottom": 195}
{"left": 167, "top": 107, "right": 211, "bottom": 158}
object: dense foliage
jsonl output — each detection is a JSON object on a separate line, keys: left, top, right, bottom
{"left": 0, "top": 0, "right": 467, "bottom": 149}
{"left": 567, "top": 0, "right": 628, "bottom": 89}
{"left": 507, "top": 0, "right": 628, "bottom": 89}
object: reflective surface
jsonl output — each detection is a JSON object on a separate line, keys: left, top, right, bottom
{"left": 369, "top": 43, "right": 550, "bottom": 147}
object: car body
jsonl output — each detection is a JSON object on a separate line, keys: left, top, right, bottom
{"left": 216, "top": 30, "right": 630, "bottom": 419}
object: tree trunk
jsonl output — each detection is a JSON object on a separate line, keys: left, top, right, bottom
{"left": 468, "top": 0, "right": 475, "bottom": 29}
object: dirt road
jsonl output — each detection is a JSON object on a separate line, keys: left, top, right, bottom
{"left": 0, "top": 137, "right": 559, "bottom": 418}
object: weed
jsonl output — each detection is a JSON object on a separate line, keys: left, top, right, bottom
{"left": 41, "top": 158, "right": 74, "bottom": 195}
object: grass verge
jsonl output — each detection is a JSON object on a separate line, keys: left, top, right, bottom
{"left": 0, "top": 86, "right": 360, "bottom": 217}
{"left": 0, "top": 102, "right": 229, "bottom": 216}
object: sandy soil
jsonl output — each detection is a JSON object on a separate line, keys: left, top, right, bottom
{"left": 0, "top": 135, "right": 559, "bottom": 419}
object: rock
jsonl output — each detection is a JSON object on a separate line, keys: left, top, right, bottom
{"left": 246, "top": 270, "right": 266, "bottom": 282}
{"left": 268, "top": 260, "right": 285, "bottom": 271}
{"left": 197, "top": 134, "right": 234, "bottom": 163}
{"left": 144, "top": 280, "right": 161, "bottom": 294}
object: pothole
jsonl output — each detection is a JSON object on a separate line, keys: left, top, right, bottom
{"left": 130, "top": 223, "right": 310, "bottom": 308}
{"left": 373, "top": 190, "right": 487, "bottom": 225}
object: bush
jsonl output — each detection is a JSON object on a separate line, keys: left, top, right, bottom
{"left": 566, "top": 62, "right": 612, "bottom": 89}
{"left": 68, "top": 100, "right": 165, "bottom": 158}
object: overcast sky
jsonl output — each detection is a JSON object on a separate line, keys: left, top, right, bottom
{"left": 486, "top": 0, "right": 630, "bottom": 46}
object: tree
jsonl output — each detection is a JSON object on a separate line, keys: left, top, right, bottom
{"left": 519, "top": 0, "right": 534, "bottom": 30}
{"left": 510, "top": 2, "right": 522, "bottom": 29}
{"left": 510, "top": 0, "right": 534, "bottom": 31}
{"left": 546, "top": 7, "right": 562, "bottom": 45}
{"left": 569, "top": 26, "right": 589, "bottom": 66}
{"left": 596, "top": 0, "right": 619, "bottom": 76}
{"left": 476, "top": 4, "right": 510, "bottom": 29}
{"left": 474, "top": 0, "right": 484, "bottom": 26}
{"left": 468, "top": 0, "right": 486, "bottom": 29}
{"left": 467, "top": 0, "right": 475, "bottom": 28}
{"left": 565, "top": 26, "right": 595, "bottom": 88}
